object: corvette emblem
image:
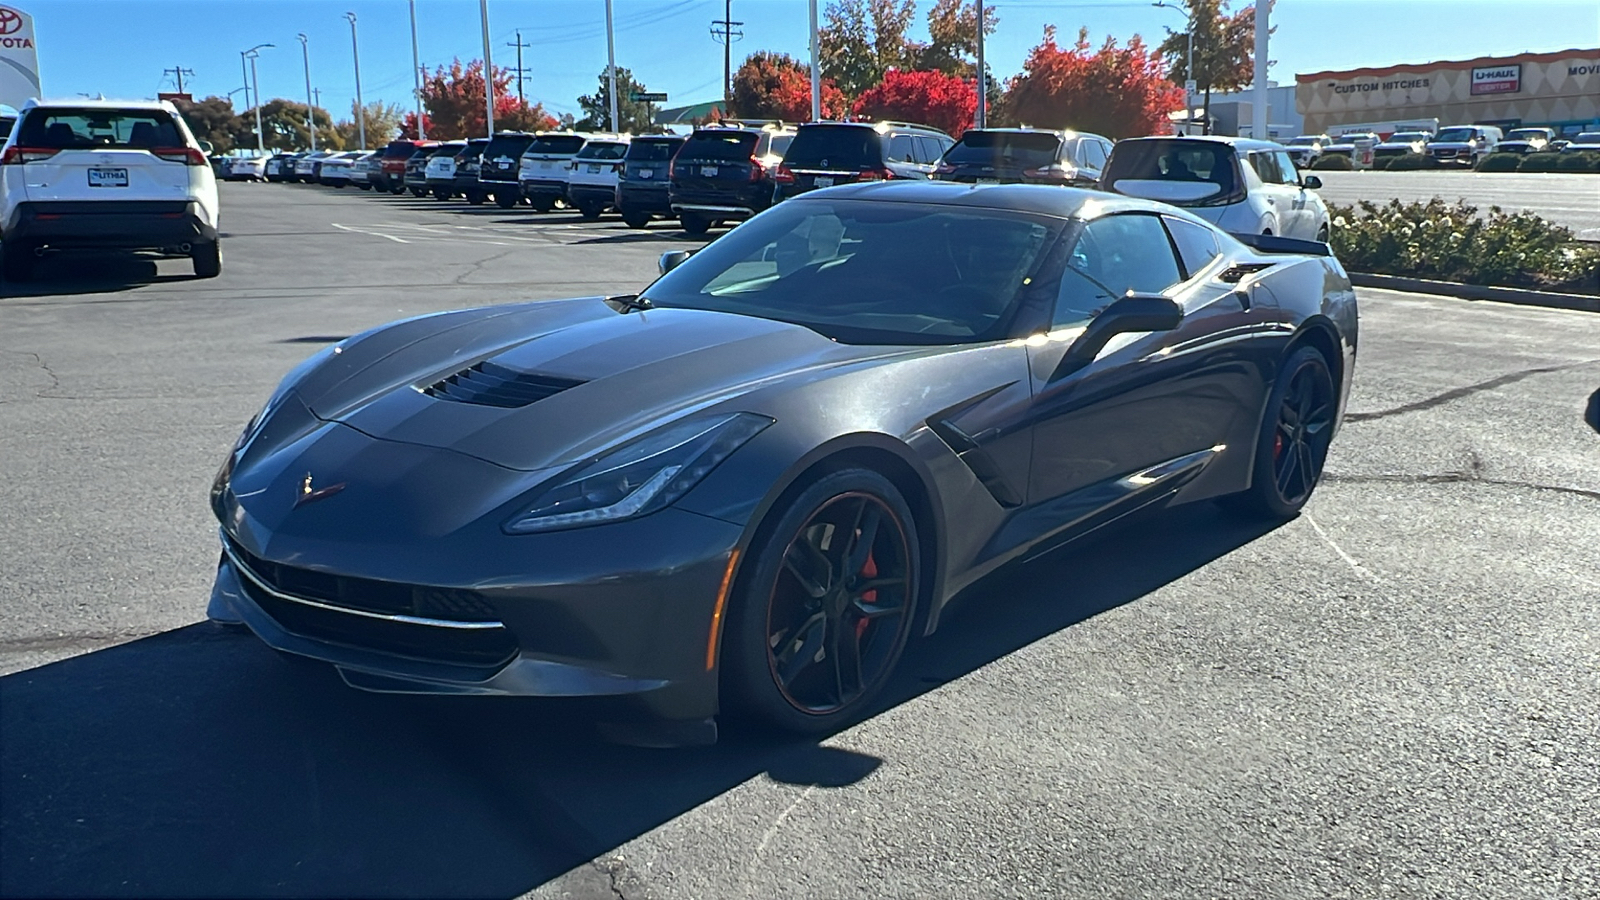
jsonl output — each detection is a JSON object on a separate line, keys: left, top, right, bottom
{"left": 295, "top": 472, "right": 346, "bottom": 507}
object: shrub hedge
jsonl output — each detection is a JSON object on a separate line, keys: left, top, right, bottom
{"left": 1519, "top": 152, "right": 1564, "bottom": 172}
{"left": 1384, "top": 153, "right": 1438, "bottom": 171}
{"left": 1310, "top": 154, "right": 1353, "bottom": 170}
{"left": 1370, "top": 156, "right": 1395, "bottom": 170}
{"left": 1554, "top": 151, "right": 1600, "bottom": 173}
{"left": 1327, "top": 198, "right": 1600, "bottom": 292}
{"left": 1475, "top": 153, "right": 1523, "bottom": 172}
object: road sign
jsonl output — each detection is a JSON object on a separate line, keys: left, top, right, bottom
{"left": 630, "top": 91, "right": 668, "bottom": 103}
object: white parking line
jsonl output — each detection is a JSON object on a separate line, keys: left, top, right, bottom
{"left": 331, "top": 223, "right": 410, "bottom": 244}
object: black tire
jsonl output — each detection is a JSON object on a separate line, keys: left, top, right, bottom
{"left": 680, "top": 213, "right": 711, "bottom": 236}
{"left": 723, "top": 468, "right": 921, "bottom": 734}
{"left": 621, "top": 209, "right": 651, "bottom": 229}
{"left": 495, "top": 191, "right": 519, "bottom": 209}
{"left": 390, "top": 185, "right": 405, "bottom": 195}
{"left": 191, "top": 240, "right": 222, "bottom": 278}
{"left": 1, "top": 241, "right": 34, "bottom": 282}
{"left": 431, "top": 188, "right": 449, "bottom": 201}
{"left": 529, "top": 196, "right": 555, "bottom": 213}
{"left": 467, "top": 192, "right": 486, "bottom": 206}
{"left": 578, "top": 200, "right": 604, "bottom": 220}
{"left": 1226, "top": 346, "right": 1337, "bottom": 519}
{"left": 411, "top": 187, "right": 427, "bottom": 198}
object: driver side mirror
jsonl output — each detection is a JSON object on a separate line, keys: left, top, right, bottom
{"left": 658, "top": 249, "right": 694, "bottom": 275}
{"left": 197, "top": 139, "right": 215, "bottom": 155}
{"left": 1302, "top": 174, "right": 1323, "bottom": 189}
{"left": 1053, "top": 293, "right": 1183, "bottom": 380}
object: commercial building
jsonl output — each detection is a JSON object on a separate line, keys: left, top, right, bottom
{"left": 1296, "top": 48, "right": 1600, "bottom": 138}
{"left": 1196, "top": 84, "right": 1302, "bottom": 139}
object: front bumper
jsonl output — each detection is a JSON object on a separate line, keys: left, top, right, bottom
{"left": 208, "top": 499, "right": 742, "bottom": 722}
{"left": 3, "top": 200, "right": 218, "bottom": 249}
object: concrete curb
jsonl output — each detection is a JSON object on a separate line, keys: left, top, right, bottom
{"left": 1350, "top": 272, "right": 1600, "bottom": 313}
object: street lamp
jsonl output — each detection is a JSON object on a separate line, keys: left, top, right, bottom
{"left": 1153, "top": 2, "right": 1195, "bottom": 134}
{"left": 241, "top": 43, "right": 273, "bottom": 154}
{"left": 345, "top": 12, "right": 366, "bottom": 149}
{"left": 297, "top": 34, "right": 316, "bottom": 152}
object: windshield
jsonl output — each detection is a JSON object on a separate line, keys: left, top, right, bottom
{"left": 1577, "top": 133, "right": 1600, "bottom": 142}
{"left": 18, "top": 108, "right": 185, "bottom": 149}
{"left": 641, "top": 198, "right": 1059, "bottom": 345}
{"left": 1435, "top": 128, "right": 1478, "bottom": 142}
{"left": 1507, "top": 130, "right": 1546, "bottom": 140}
{"left": 1390, "top": 132, "right": 1428, "bottom": 142}
{"left": 1287, "top": 137, "right": 1322, "bottom": 146}
{"left": 626, "top": 139, "right": 683, "bottom": 161}
{"left": 945, "top": 131, "right": 1060, "bottom": 167}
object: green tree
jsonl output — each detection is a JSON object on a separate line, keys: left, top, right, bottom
{"left": 819, "top": 0, "right": 918, "bottom": 100}
{"left": 1155, "top": 0, "right": 1259, "bottom": 133}
{"left": 172, "top": 95, "right": 240, "bottom": 154}
{"left": 337, "top": 100, "right": 407, "bottom": 150}
{"left": 575, "top": 67, "right": 654, "bottom": 133}
{"left": 237, "top": 98, "right": 340, "bottom": 152}
{"left": 917, "top": 0, "right": 998, "bottom": 78}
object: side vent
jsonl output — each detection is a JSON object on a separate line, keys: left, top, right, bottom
{"left": 422, "top": 360, "right": 585, "bottom": 409}
{"left": 1218, "top": 262, "right": 1274, "bottom": 284}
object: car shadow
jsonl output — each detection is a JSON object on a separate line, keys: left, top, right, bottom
{"left": 574, "top": 228, "right": 712, "bottom": 245}
{"left": 0, "top": 252, "right": 197, "bottom": 298}
{"left": 0, "top": 502, "right": 1279, "bottom": 898}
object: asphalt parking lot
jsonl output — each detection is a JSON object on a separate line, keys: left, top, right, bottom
{"left": 2, "top": 183, "right": 1598, "bottom": 900}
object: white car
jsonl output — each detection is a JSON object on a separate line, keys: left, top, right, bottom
{"left": 565, "top": 133, "right": 631, "bottom": 219}
{"left": 1101, "top": 135, "right": 1330, "bottom": 242}
{"left": 1283, "top": 134, "right": 1331, "bottom": 167}
{"left": 317, "top": 151, "right": 365, "bottom": 187}
{"left": 518, "top": 132, "right": 591, "bottom": 213}
{"left": 0, "top": 98, "right": 221, "bottom": 281}
{"left": 1374, "top": 131, "right": 1431, "bottom": 163}
{"left": 348, "top": 152, "right": 377, "bottom": 189}
{"left": 294, "top": 150, "right": 336, "bottom": 183}
{"left": 227, "top": 154, "right": 267, "bottom": 181}
{"left": 1427, "top": 124, "right": 1502, "bottom": 167}
{"left": 1563, "top": 132, "right": 1600, "bottom": 153}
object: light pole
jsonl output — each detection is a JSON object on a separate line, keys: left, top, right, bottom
{"left": 975, "top": 0, "right": 985, "bottom": 128}
{"left": 240, "top": 43, "right": 272, "bottom": 153}
{"left": 410, "top": 0, "right": 426, "bottom": 139}
{"left": 479, "top": 0, "right": 494, "bottom": 136}
{"left": 297, "top": 34, "right": 316, "bottom": 151}
{"left": 605, "top": 0, "right": 618, "bottom": 131}
{"left": 1154, "top": 2, "right": 1194, "bottom": 134}
{"left": 808, "top": 0, "right": 821, "bottom": 121}
{"left": 1252, "top": 0, "right": 1268, "bottom": 142}
{"left": 344, "top": 12, "right": 366, "bottom": 149}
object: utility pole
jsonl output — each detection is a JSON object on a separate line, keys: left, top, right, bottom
{"left": 297, "top": 34, "right": 316, "bottom": 151}
{"left": 506, "top": 29, "right": 530, "bottom": 106}
{"left": 1154, "top": 2, "right": 1194, "bottom": 134}
{"left": 975, "top": 0, "right": 985, "bottom": 128}
{"left": 710, "top": 0, "right": 743, "bottom": 110}
{"left": 479, "top": 0, "right": 495, "bottom": 136}
{"left": 605, "top": 0, "right": 619, "bottom": 131}
{"left": 163, "top": 66, "right": 194, "bottom": 94}
{"left": 344, "top": 11, "right": 366, "bottom": 149}
{"left": 248, "top": 51, "right": 266, "bottom": 153}
{"left": 241, "top": 43, "right": 272, "bottom": 154}
{"left": 410, "top": 0, "right": 426, "bottom": 140}
{"left": 1251, "top": 0, "right": 1268, "bottom": 141}
{"left": 808, "top": 0, "right": 820, "bottom": 121}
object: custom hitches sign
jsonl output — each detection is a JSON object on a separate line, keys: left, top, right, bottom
{"left": 0, "top": 5, "right": 40, "bottom": 109}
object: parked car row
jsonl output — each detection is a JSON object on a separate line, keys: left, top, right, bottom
{"left": 250, "top": 122, "right": 1338, "bottom": 243}
{"left": 1289, "top": 123, "right": 1600, "bottom": 169}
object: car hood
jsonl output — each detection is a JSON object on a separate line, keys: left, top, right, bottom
{"left": 297, "top": 298, "right": 906, "bottom": 472}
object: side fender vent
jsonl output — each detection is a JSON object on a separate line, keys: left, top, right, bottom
{"left": 422, "top": 360, "right": 585, "bottom": 409}
{"left": 1218, "top": 262, "right": 1274, "bottom": 284}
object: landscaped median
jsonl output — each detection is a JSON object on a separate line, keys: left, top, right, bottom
{"left": 1327, "top": 198, "right": 1600, "bottom": 312}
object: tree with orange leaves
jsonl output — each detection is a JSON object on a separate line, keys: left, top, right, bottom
{"left": 998, "top": 27, "right": 1185, "bottom": 138}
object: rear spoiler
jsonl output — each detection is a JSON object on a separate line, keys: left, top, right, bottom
{"left": 1229, "top": 232, "right": 1331, "bottom": 257}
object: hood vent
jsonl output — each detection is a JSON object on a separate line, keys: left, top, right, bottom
{"left": 422, "top": 360, "right": 585, "bottom": 409}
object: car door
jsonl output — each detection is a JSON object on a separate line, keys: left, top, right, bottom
{"left": 1021, "top": 212, "right": 1268, "bottom": 541}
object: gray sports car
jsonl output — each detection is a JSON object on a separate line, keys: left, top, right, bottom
{"left": 208, "top": 182, "right": 1358, "bottom": 744}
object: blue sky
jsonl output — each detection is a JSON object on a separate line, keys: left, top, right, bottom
{"left": 30, "top": 0, "right": 1600, "bottom": 122}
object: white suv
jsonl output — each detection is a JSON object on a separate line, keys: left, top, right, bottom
{"left": 565, "top": 134, "right": 630, "bottom": 219}
{"left": 1101, "top": 135, "right": 1330, "bottom": 242}
{"left": 0, "top": 99, "right": 221, "bottom": 281}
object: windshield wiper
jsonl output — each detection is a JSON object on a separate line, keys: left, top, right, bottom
{"left": 606, "top": 294, "right": 654, "bottom": 313}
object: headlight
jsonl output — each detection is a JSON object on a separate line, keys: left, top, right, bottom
{"left": 503, "top": 412, "right": 772, "bottom": 534}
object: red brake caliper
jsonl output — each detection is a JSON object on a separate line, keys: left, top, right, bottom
{"left": 856, "top": 549, "right": 878, "bottom": 639}
{"left": 1274, "top": 432, "right": 1284, "bottom": 460}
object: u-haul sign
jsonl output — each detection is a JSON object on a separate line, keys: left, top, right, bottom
{"left": 1470, "top": 64, "right": 1520, "bottom": 96}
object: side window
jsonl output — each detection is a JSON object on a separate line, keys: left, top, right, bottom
{"left": 1274, "top": 151, "right": 1301, "bottom": 184}
{"left": 886, "top": 133, "right": 916, "bottom": 163}
{"left": 913, "top": 136, "right": 943, "bottom": 164}
{"left": 1163, "top": 216, "right": 1222, "bottom": 278}
{"left": 1249, "top": 151, "right": 1282, "bottom": 184}
{"left": 1080, "top": 139, "right": 1106, "bottom": 170}
{"left": 1068, "top": 216, "right": 1184, "bottom": 299}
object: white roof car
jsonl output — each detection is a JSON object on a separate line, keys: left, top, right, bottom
{"left": 1565, "top": 132, "right": 1600, "bottom": 151}
{"left": 566, "top": 134, "right": 631, "bottom": 219}
{"left": 1101, "top": 135, "right": 1330, "bottom": 242}
{"left": 0, "top": 98, "right": 221, "bottom": 280}
{"left": 519, "top": 132, "right": 593, "bottom": 212}
{"left": 228, "top": 155, "right": 267, "bottom": 181}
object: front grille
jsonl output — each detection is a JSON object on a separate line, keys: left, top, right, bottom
{"left": 422, "top": 360, "right": 583, "bottom": 409}
{"left": 227, "top": 540, "right": 517, "bottom": 668}
{"left": 227, "top": 537, "right": 499, "bottom": 622}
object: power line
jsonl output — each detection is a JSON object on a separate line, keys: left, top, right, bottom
{"left": 506, "top": 29, "right": 531, "bottom": 105}
{"left": 162, "top": 66, "right": 195, "bottom": 94}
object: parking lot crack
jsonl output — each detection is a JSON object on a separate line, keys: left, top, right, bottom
{"left": 1, "top": 350, "right": 61, "bottom": 400}
{"left": 453, "top": 247, "right": 520, "bottom": 286}
{"left": 1323, "top": 470, "right": 1600, "bottom": 501}
{"left": 1345, "top": 359, "right": 1600, "bottom": 423}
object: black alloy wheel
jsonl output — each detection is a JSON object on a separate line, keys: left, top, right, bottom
{"left": 1229, "top": 346, "right": 1336, "bottom": 518}
{"left": 726, "top": 468, "right": 920, "bottom": 733}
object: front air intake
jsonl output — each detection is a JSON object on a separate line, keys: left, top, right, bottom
{"left": 422, "top": 360, "right": 584, "bottom": 409}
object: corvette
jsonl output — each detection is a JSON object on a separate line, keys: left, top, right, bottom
{"left": 207, "top": 182, "right": 1358, "bottom": 744}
